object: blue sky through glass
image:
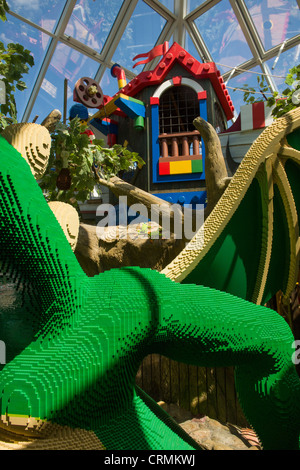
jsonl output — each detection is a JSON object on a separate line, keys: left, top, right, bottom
{"left": 1, "top": 0, "right": 299, "bottom": 123}
{"left": 0, "top": 14, "right": 51, "bottom": 120}
{"left": 158, "top": 0, "right": 174, "bottom": 11}
{"left": 112, "top": 0, "right": 167, "bottom": 73}
{"left": 244, "top": 0, "right": 300, "bottom": 51}
{"left": 29, "top": 42, "right": 100, "bottom": 124}
{"left": 99, "top": 67, "right": 120, "bottom": 98}
{"left": 187, "top": 0, "right": 208, "bottom": 14}
{"left": 226, "top": 66, "right": 272, "bottom": 117}
{"left": 8, "top": 0, "right": 67, "bottom": 33}
{"left": 65, "top": 0, "right": 124, "bottom": 54}
{"left": 194, "top": 0, "right": 253, "bottom": 73}
{"left": 265, "top": 45, "right": 300, "bottom": 93}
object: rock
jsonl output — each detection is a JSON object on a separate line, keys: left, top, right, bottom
{"left": 75, "top": 222, "right": 186, "bottom": 275}
{"left": 158, "top": 402, "right": 261, "bottom": 450}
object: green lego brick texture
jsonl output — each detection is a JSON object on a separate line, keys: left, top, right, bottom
{"left": 0, "top": 134, "right": 300, "bottom": 449}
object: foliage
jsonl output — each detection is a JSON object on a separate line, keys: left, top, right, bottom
{"left": 0, "top": 1, "right": 34, "bottom": 130}
{"left": 40, "top": 118, "right": 145, "bottom": 206}
{"left": 236, "top": 65, "right": 300, "bottom": 119}
{"left": 237, "top": 74, "right": 271, "bottom": 106}
{"left": 137, "top": 222, "right": 163, "bottom": 240}
{"left": 0, "top": 0, "right": 9, "bottom": 22}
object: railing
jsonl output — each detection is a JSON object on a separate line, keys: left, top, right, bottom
{"left": 159, "top": 130, "right": 202, "bottom": 160}
{"left": 136, "top": 354, "right": 248, "bottom": 426}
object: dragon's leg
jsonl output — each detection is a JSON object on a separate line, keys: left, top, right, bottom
{"left": 0, "top": 268, "right": 299, "bottom": 450}
{"left": 149, "top": 276, "right": 300, "bottom": 450}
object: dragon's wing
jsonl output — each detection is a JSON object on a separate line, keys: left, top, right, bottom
{"left": 162, "top": 107, "right": 300, "bottom": 306}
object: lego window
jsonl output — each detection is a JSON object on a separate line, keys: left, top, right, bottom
{"left": 159, "top": 85, "right": 199, "bottom": 134}
{"left": 158, "top": 85, "right": 201, "bottom": 160}
{"left": 152, "top": 85, "right": 207, "bottom": 182}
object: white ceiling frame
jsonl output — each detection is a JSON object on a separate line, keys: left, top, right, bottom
{"left": 5, "top": 0, "right": 299, "bottom": 122}
{"left": 221, "top": 35, "right": 300, "bottom": 82}
{"left": 185, "top": 0, "right": 222, "bottom": 22}
{"left": 7, "top": 10, "right": 56, "bottom": 40}
{"left": 129, "top": 0, "right": 177, "bottom": 72}
{"left": 262, "top": 34, "right": 300, "bottom": 62}
{"left": 143, "top": 0, "right": 177, "bottom": 20}
{"left": 142, "top": 20, "right": 178, "bottom": 72}
{"left": 173, "top": 0, "right": 187, "bottom": 47}
{"left": 184, "top": 18, "right": 213, "bottom": 63}
{"left": 21, "top": 0, "right": 78, "bottom": 123}
{"left": 186, "top": 0, "right": 300, "bottom": 99}
{"left": 229, "top": 0, "right": 264, "bottom": 61}
{"left": 60, "top": 35, "right": 102, "bottom": 61}
{"left": 93, "top": 0, "right": 140, "bottom": 83}
{"left": 94, "top": 0, "right": 178, "bottom": 79}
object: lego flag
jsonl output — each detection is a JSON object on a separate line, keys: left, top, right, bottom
{"left": 133, "top": 42, "right": 169, "bottom": 69}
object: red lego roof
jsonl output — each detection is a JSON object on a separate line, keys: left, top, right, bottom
{"left": 108, "top": 42, "right": 234, "bottom": 121}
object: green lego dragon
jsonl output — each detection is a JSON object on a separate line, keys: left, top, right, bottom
{"left": 0, "top": 109, "right": 300, "bottom": 450}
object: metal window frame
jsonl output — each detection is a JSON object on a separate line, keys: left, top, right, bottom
{"left": 21, "top": 0, "right": 78, "bottom": 122}
{"left": 3, "top": 0, "right": 299, "bottom": 123}
{"left": 93, "top": 0, "right": 140, "bottom": 83}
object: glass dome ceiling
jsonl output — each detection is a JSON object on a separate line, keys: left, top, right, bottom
{"left": 2, "top": 0, "right": 300, "bottom": 125}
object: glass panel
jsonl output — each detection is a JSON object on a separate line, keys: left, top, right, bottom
{"left": 158, "top": 0, "right": 174, "bottom": 11}
{"left": 265, "top": 45, "right": 300, "bottom": 93}
{"left": 185, "top": 31, "right": 203, "bottom": 62}
{"left": 29, "top": 42, "right": 100, "bottom": 123}
{"left": 64, "top": 0, "right": 124, "bottom": 54}
{"left": 226, "top": 66, "right": 272, "bottom": 116}
{"left": 100, "top": 67, "right": 120, "bottom": 98}
{"left": 245, "top": 0, "right": 300, "bottom": 51}
{"left": 8, "top": 0, "right": 67, "bottom": 33}
{"left": 187, "top": 0, "right": 208, "bottom": 14}
{"left": 194, "top": 0, "right": 253, "bottom": 73}
{"left": 112, "top": 0, "right": 167, "bottom": 72}
{"left": 1, "top": 15, "right": 51, "bottom": 121}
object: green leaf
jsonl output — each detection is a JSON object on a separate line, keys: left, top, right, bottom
{"left": 16, "top": 80, "right": 27, "bottom": 91}
{"left": 0, "top": 0, "right": 9, "bottom": 22}
{"left": 282, "top": 87, "right": 291, "bottom": 96}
